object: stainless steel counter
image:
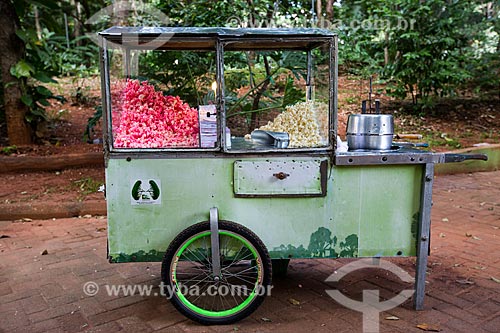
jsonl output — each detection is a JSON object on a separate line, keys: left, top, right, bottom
{"left": 335, "top": 146, "right": 442, "bottom": 165}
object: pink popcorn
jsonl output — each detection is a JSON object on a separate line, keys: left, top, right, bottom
{"left": 113, "top": 79, "right": 199, "bottom": 148}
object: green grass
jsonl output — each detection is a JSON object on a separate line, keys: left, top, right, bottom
{"left": 71, "top": 177, "right": 103, "bottom": 200}
{"left": 345, "top": 96, "right": 360, "bottom": 105}
{"left": 1, "top": 146, "right": 18, "bottom": 155}
{"left": 423, "top": 133, "right": 462, "bottom": 149}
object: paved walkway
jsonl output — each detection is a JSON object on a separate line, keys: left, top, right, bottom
{"left": 0, "top": 171, "right": 499, "bottom": 333}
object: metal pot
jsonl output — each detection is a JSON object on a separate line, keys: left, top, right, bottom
{"left": 347, "top": 134, "right": 394, "bottom": 150}
{"left": 346, "top": 114, "right": 394, "bottom": 150}
{"left": 347, "top": 114, "right": 393, "bottom": 135}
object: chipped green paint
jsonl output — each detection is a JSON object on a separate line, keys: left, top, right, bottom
{"left": 269, "top": 244, "right": 311, "bottom": 258}
{"left": 308, "top": 227, "right": 338, "bottom": 257}
{"left": 106, "top": 157, "right": 423, "bottom": 262}
{"left": 339, "top": 234, "right": 359, "bottom": 258}
{"left": 411, "top": 212, "right": 419, "bottom": 239}
{"left": 269, "top": 228, "right": 358, "bottom": 259}
{"left": 411, "top": 212, "right": 420, "bottom": 250}
{"left": 336, "top": 165, "right": 423, "bottom": 257}
{"left": 109, "top": 249, "right": 163, "bottom": 263}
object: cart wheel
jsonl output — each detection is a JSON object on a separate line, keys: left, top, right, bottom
{"left": 161, "top": 221, "right": 272, "bottom": 325}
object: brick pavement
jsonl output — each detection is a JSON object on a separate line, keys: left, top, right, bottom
{"left": 0, "top": 171, "right": 499, "bottom": 333}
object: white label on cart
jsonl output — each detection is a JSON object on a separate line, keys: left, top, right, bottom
{"left": 199, "top": 105, "right": 217, "bottom": 148}
{"left": 130, "top": 179, "right": 161, "bottom": 205}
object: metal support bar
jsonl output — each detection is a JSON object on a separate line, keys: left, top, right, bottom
{"left": 124, "top": 48, "right": 130, "bottom": 78}
{"left": 217, "top": 41, "right": 226, "bottom": 152}
{"left": 306, "top": 50, "right": 313, "bottom": 100}
{"left": 414, "top": 163, "right": 434, "bottom": 310}
{"left": 99, "top": 36, "right": 112, "bottom": 162}
{"left": 330, "top": 36, "right": 338, "bottom": 151}
{"left": 209, "top": 207, "right": 221, "bottom": 279}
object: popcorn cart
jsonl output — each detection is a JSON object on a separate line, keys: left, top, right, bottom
{"left": 98, "top": 27, "right": 487, "bottom": 324}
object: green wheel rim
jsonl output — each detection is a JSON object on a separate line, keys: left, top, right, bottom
{"left": 171, "top": 230, "right": 263, "bottom": 318}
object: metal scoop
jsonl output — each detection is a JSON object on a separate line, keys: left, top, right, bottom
{"left": 251, "top": 130, "right": 290, "bottom": 148}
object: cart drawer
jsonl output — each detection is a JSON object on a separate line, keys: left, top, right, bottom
{"left": 233, "top": 158, "right": 328, "bottom": 197}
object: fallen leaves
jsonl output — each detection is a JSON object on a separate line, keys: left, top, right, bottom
{"left": 385, "top": 316, "right": 399, "bottom": 321}
{"left": 0, "top": 235, "right": 10, "bottom": 239}
{"left": 491, "top": 277, "right": 500, "bottom": 284}
{"left": 455, "top": 279, "right": 475, "bottom": 285}
{"left": 441, "top": 218, "right": 449, "bottom": 222}
{"left": 465, "top": 233, "right": 481, "bottom": 240}
{"left": 288, "top": 298, "right": 301, "bottom": 306}
{"left": 41, "top": 249, "right": 48, "bottom": 255}
{"left": 416, "top": 323, "right": 442, "bottom": 331}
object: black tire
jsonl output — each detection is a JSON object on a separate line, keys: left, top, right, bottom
{"left": 161, "top": 221, "right": 272, "bottom": 325}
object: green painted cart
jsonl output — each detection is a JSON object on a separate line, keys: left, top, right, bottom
{"left": 98, "top": 27, "right": 486, "bottom": 324}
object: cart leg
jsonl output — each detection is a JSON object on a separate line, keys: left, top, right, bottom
{"left": 272, "top": 259, "right": 290, "bottom": 278}
{"left": 414, "top": 163, "right": 434, "bottom": 310}
{"left": 210, "top": 207, "right": 221, "bottom": 279}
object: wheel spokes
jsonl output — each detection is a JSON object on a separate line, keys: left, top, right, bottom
{"left": 173, "top": 232, "right": 262, "bottom": 313}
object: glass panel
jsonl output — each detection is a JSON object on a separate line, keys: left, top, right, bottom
{"left": 224, "top": 46, "right": 330, "bottom": 151}
{"left": 108, "top": 48, "right": 217, "bottom": 149}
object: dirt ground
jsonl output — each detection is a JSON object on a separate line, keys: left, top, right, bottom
{"left": 0, "top": 168, "right": 104, "bottom": 206}
{"left": 0, "top": 76, "right": 499, "bottom": 206}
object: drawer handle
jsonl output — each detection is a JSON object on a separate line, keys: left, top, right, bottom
{"left": 273, "top": 172, "right": 290, "bottom": 180}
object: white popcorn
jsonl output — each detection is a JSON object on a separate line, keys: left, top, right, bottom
{"left": 255, "top": 100, "right": 328, "bottom": 148}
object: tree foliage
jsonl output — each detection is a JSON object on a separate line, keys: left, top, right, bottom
{"left": 338, "top": 0, "right": 499, "bottom": 105}
{"left": 2, "top": 0, "right": 103, "bottom": 143}
{"left": 1, "top": 0, "right": 499, "bottom": 145}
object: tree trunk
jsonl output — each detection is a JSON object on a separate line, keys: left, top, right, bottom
{"left": 384, "top": 32, "right": 389, "bottom": 66}
{"left": 316, "top": 0, "right": 322, "bottom": 25}
{"left": 246, "top": 0, "right": 256, "bottom": 28}
{"left": 250, "top": 56, "right": 271, "bottom": 130}
{"left": 0, "top": 0, "right": 32, "bottom": 145}
{"left": 79, "top": 0, "right": 92, "bottom": 24}
{"left": 326, "top": 0, "right": 334, "bottom": 21}
{"left": 0, "top": 152, "right": 104, "bottom": 173}
{"left": 265, "top": 2, "right": 276, "bottom": 27}
{"left": 34, "top": 6, "right": 42, "bottom": 40}
{"left": 73, "top": 0, "right": 82, "bottom": 46}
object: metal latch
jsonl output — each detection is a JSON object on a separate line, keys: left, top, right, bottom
{"left": 273, "top": 172, "right": 290, "bottom": 180}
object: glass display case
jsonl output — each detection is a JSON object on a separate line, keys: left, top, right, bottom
{"left": 99, "top": 27, "right": 336, "bottom": 153}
